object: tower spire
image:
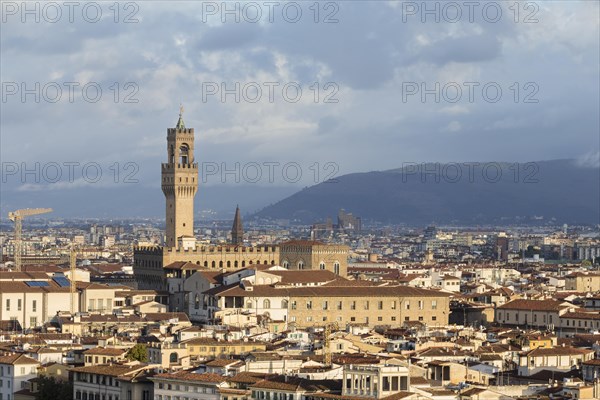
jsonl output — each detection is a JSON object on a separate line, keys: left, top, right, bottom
{"left": 176, "top": 103, "right": 185, "bottom": 129}
{"left": 231, "top": 205, "right": 243, "bottom": 245}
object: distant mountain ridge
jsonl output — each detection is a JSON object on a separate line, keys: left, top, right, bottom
{"left": 253, "top": 160, "right": 600, "bottom": 225}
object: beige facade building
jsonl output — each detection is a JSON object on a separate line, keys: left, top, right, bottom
{"left": 495, "top": 299, "right": 570, "bottom": 329}
{"left": 206, "top": 281, "right": 450, "bottom": 329}
{"left": 565, "top": 272, "right": 600, "bottom": 291}
{"left": 280, "top": 240, "right": 348, "bottom": 276}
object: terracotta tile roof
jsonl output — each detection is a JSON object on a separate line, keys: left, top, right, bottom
{"left": 227, "top": 372, "right": 272, "bottom": 384}
{"left": 204, "top": 358, "right": 242, "bottom": 367}
{"left": 83, "top": 347, "right": 129, "bottom": 356}
{"left": 0, "top": 353, "right": 40, "bottom": 365}
{"left": 526, "top": 346, "right": 594, "bottom": 356}
{"left": 206, "top": 283, "right": 450, "bottom": 299}
{"left": 497, "top": 299, "right": 569, "bottom": 312}
{"left": 250, "top": 375, "right": 341, "bottom": 392}
{"left": 561, "top": 311, "right": 600, "bottom": 320}
{"left": 152, "top": 371, "right": 226, "bottom": 383}
{"left": 583, "top": 358, "right": 600, "bottom": 366}
{"left": 70, "top": 364, "right": 149, "bottom": 377}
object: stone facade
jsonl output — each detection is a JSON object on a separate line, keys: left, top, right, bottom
{"left": 280, "top": 240, "right": 349, "bottom": 276}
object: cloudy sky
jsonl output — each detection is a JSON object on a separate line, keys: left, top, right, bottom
{"left": 1, "top": 1, "right": 599, "bottom": 216}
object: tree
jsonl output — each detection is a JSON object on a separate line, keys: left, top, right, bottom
{"left": 35, "top": 376, "right": 73, "bottom": 400}
{"left": 126, "top": 343, "right": 148, "bottom": 362}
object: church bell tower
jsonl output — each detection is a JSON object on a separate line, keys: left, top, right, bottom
{"left": 161, "top": 106, "right": 198, "bottom": 248}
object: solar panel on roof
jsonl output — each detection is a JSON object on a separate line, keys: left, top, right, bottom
{"left": 53, "top": 277, "right": 71, "bottom": 287}
{"left": 25, "top": 281, "right": 49, "bottom": 287}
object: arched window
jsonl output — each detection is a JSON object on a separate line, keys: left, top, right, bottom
{"left": 227, "top": 260, "right": 231, "bottom": 268}
{"left": 298, "top": 261, "right": 305, "bottom": 269}
{"left": 169, "top": 352, "right": 178, "bottom": 363}
{"left": 219, "top": 261, "right": 223, "bottom": 268}
{"left": 179, "top": 144, "right": 189, "bottom": 164}
{"left": 194, "top": 294, "right": 200, "bottom": 309}
{"left": 234, "top": 261, "right": 238, "bottom": 268}
{"left": 283, "top": 260, "right": 289, "bottom": 269}
{"left": 204, "top": 261, "right": 208, "bottom": 267}
{"left": 271, "top": 260, "right": 276, "bottom": 265}
{"left": 319, "top": 261, "right": 326, "bottom": 270}
{"left": 281, "top": 299, "right": 288, "bottom": 309}
{"left": 211, "top": 261, "right": 216, "bottom": 268}
{"left": 263, "top": 299, "right": 271, "bottom": 309}
{"left": 334, "top": 261, "right": 340, "bottom": 275}
{"left": 242, "top": 261, "right": 246, "bottom": 267}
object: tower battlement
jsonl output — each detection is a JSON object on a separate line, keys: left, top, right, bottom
{"left": 161, "top": 163, "right": 198, "bottom": 171}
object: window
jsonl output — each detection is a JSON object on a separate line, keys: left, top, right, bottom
{"left": 334, "top": 262, "right": 340, "bottom": 275}
{"left": 319, "top": 262, "right": 325, "bottom": 270}
{"left": 322, "top": 301, "right": 328, "bottom": 310}
{"left": 405, "top": 301, "right": 410, "bottom": 310}
{"left": 378, "top": 301, "right": 383, "bottom": 310}
{"left": 306, "top": 301, "right": 312, "bottom": 310}
{"left": 263, "top": 299, "right": 271, "bottom": 309}
{"left": 247, "top": 301, "right": 253, "bottom": 309}
{"left": 281, "top": 300, "right": 288, "bottom": 309}
{"left": 364, "top": 301, "right": 370, "bottom": 310}
{"left": 391, "top": 301, "right": 396, "bottom": 309}
{"left": 418, "top": 300, "right": 423, "bottom": 310}
{"left": 378, "top": 316, "right": 383, "bottom": 321}
{"left": 5, "top": 299, "right": 9, "bottom": 311}
{"left": 432, "top": 316, "right": 437, "bottom": 321}
{"left": 351, "top": 301, "right": 356, "bottom": 310}
{"left": 431, "top": 300, "right": 437, "bottom": 310}
{"left": 291, "top": 301, "right": 297, "bottom": 310}
{"left": 32, "top": 300, "right": 37, "bottom": 312}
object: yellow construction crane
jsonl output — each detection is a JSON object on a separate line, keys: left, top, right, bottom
{"left": 323, "top": 321, "right": 339, "bottom": 366}
{"left": 70, "top": 246, "right": 78, "bottom": 314}
{"left": 8, "top": 208, "right": 53, "bottom": 271}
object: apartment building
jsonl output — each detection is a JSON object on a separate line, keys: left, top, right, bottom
{"left": 0, "top": 353, "right": 40, "bottom": 399}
